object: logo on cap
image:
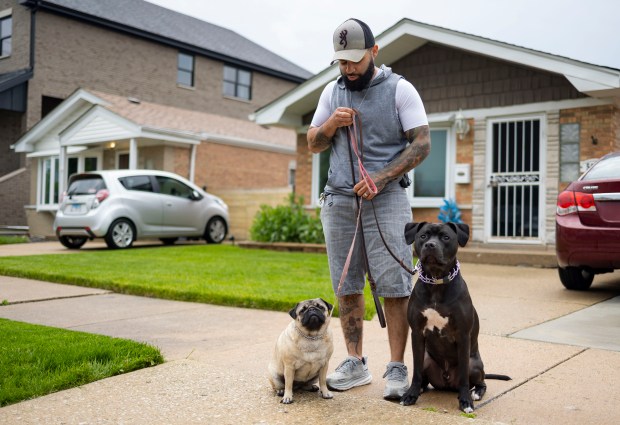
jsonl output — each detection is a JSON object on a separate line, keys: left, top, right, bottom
{"left": 339, "top": 30, "right": 348, "bottom": 49}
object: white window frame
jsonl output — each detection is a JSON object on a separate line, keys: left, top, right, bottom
{"left": 37, "top": 152, "right": 103, "bottom": 210}
{"left": 0, "top": 8, "right": 12, "bottom": 59}
{"left": 406, "top": 126, "right": 456, "bottom": 208}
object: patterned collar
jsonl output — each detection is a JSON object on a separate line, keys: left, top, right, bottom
{"left": 295, "top": 325, "right": 326, "bottom": 340}
{"left": 415, "top": 260, "right": 461, "bottom": 285}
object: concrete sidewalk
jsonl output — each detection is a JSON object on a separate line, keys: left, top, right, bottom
{"left": 1, "top": 244, "right": 620, "bottom": 424}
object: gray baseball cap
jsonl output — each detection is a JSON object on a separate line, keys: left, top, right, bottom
{"left": 331, "top": 18, "right": 375, "bottom": 64}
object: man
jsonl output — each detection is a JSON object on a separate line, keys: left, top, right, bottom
{"left": 307, "top": 18, "right": 430, "bottom": 400}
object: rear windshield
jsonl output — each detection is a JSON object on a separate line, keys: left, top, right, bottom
{"left": 67, "top": 177, "right": 106, "bottom": 195}
{"left": 582, "top": 155, "right": 620, "bottom": 181}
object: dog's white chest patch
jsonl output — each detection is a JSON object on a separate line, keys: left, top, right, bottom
{"left": 422, "top": 308, "right": 449, "bottom": 333}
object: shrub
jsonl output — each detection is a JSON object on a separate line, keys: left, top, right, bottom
{"left": 250, "top": 194, "right": 325, "bottom": 244}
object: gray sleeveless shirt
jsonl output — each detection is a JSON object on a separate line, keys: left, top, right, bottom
{"left": 325, "top": 65, "right": 408, "bottom": 196}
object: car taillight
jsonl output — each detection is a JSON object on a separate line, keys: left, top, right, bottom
{"left": 92, "top": 189, "right": 110, "bottom": 209}
{"left": 557, "top": 190, "right": 596, "bottom": 216}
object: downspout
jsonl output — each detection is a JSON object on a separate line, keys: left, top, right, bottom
{"left": 29, "top": 1, "right": 39, "bottom": 71}
{"left": 24, "top": 0, "right": 41, "bottom": 71}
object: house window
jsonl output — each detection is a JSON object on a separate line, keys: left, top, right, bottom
{"left": 177, "top": 52, "right": 194, "bottom": 87}
{"left": 41, "top": 96, "right": 64, "bottom": 118}
{"left": 38, "top": 154, "right": 100, "bottom": 207}
{"left": 560, "top": 123, "right": 580, "bottom": 181}
{"left": 0, "top": 11, "right": 11, "bottom": 57}
{"left": 223, "top": 65, "right": 251, "bottom": 100}
{"left": 406, "top": 129, "right": 450, "bottom": 206}
{"left": 312, "top": 129, "right": 453, "bottom": 207}
{"left": 40, "top": 157, "right": 59, "bottom": 206}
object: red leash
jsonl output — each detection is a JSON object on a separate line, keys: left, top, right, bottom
{"left": 336, "top": 111, "right": 386, "bottom": 328}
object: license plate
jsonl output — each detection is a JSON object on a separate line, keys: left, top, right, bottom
{"left": 66, "top": 203, "right": 85, "bottom": 214}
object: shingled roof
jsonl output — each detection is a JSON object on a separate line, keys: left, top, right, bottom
{"left": 22, "top": 0, "right": 312, "bottom": 82}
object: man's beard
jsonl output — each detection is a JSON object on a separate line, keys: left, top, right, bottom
{"left": 342, "top": 57, "right": 375, "bottom": 92}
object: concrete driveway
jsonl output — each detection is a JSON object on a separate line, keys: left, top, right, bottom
{"left": 0, "top": 241, "right": 619, "bottom": 424}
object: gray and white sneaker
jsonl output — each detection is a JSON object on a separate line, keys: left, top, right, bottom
{"left": 326, "top": 356, "right": 372, "bottom": 391}
{"left": 383, "top": 361, "right": 409, "bottom": 399}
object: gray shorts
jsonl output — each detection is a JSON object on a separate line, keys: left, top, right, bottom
{"left": 320, "top": 189, "right": 414, "bottom": 298}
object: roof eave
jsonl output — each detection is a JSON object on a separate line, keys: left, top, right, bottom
{"left": 253, "top": 18, "right": 620, "bottom": 128}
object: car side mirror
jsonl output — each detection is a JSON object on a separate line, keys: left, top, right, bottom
{"left": 190, "top": 190, "right": 203, "bottom": 201}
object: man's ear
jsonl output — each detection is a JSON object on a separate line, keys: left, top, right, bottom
{"left": 404, "top": 222, "right": 426, "bottom": 245}
{"left": 447, "top": 222, "right": 470, "bottom": 247}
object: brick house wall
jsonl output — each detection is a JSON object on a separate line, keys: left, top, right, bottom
{"left": 28, "top": 12, "right": 298, "bottom": 129}
{"left": 1, "top": 2, "right": 304, "bottom": 234}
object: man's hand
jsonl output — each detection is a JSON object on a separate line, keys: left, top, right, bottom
{"left": 307, "top": 107, "right": 356, "bottom": 153}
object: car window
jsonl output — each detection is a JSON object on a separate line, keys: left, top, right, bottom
{"left": 582, "top": 156, "right": 620, "bottom": 181}
{"left": 156, "top": 176, "right": 193, "bottom": 199}
{"left": 119, "top": 175, "right": 154, "bottom": 192}
{"left": 67, "top": 177, "right": 106, "bottom": 195}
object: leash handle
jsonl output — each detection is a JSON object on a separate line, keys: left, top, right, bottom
{"left": 348, "top": 111, "right": 378, "bottom": 195}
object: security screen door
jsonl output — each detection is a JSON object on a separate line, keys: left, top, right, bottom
{"left": 487, "top": 117, "right": 543, "bottom": 241}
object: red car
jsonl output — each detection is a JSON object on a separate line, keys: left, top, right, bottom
{"left": 556, "top": 151, "right": 620, "bottom": 290}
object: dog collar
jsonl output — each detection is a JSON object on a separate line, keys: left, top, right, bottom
{"left": 294, "top": 325, "right": 326, "bottom": 340}
{"left": 415, "top": 260, "right": 460, "bottom": 285}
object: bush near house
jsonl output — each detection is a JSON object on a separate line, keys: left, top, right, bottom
{"left": 250, "top": 194, "right": 324, "bottom": 244}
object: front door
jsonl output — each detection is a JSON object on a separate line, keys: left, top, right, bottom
{"left": 485, "top": 116, "right": 545, "bottom": 242}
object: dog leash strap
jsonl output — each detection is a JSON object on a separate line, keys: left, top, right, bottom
{"left": 347, "top": 111, "right": 378, "bottom": 195}
{"left": 369, "top": 201, "right": 417, "bottom": 276}
{"left": 343, "top": 111, "right": 386, "bottom": 328}
{"left": 335, "top": 202, "right": 362, "bottom": 297}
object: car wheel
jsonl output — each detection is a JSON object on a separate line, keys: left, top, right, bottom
{"left": 58, "top": 236, "right": 87, "bottom": 249}
{"left": 105, "top": 219, "right": 135, "bottom": 249}
{"left": 160, "top": 237, "right": 178, "bottom": 246}
{"left": 205, "top": 216, "right": 227, "bottom": 244}
{"left": 558, "top": 266, "right": 594, "bottom": 290}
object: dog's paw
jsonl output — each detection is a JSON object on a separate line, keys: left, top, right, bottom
{"left": 275, "top": 389, "right": 284, "bottom": 397}
{"left": 400, "top": 391, "right": 419, "bottom": 406}
{"left": 280, "top": 396, "right": 294, "bottom": 404}
{"left": 320, "top": 389, "right": 333, "bottom": 399}
{"left": 459, "top": 399, "right": 474, "bottom": 413}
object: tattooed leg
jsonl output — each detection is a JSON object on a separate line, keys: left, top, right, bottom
{"left": 338, "top": 294, "right": 365, "bottom": 358}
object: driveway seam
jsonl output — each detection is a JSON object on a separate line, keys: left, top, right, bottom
{"left": 475, "top": 346, "right": 589, "bottom": 410}
{"left": 1, "top": 291, "right": 113, "bottom": 306}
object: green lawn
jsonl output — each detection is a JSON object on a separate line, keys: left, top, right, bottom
{"left": 0, "top": 244, "right": 386, "bottom": 406}
{"left": 0, "top": 318, "right": 163, "bottom": 407}
{"left": 0, "top": 235, "right": 29, "bottom": 245}
{"left": 0, "top": 244, "right": 376, "bottom": 319}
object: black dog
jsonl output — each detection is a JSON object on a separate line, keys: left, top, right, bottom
{"left": 400, "top": 222, "right": 510, "bottom": 413}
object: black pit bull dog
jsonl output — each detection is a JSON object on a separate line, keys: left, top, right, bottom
{"left": 400, "top": 222, "right": 510, "bottom": 413}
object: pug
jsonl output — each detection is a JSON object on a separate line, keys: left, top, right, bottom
{"left": 268, "top": 298, "right": 334, "bottom": 404}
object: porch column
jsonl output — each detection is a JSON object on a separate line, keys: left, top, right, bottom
{"left": 129, "top": 138, "right": 138, "bottom": 169}
{"left": 58, "top": 144, "right": 67, "bottom": 201}
{"left": 189, "top": 144, "right": 197, "bottom": 182}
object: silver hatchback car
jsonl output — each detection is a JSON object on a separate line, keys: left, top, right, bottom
{"left": 54, "top": 170, "right": 229, "bottom": 249}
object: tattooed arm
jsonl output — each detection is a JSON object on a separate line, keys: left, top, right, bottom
{"left": 307, "top": 107, "right": 356, "bottom": 153}
{"left": 353, "top": 125, "right": 431, "bottom": 198}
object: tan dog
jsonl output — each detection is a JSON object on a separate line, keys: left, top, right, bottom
{"left": 268, "top": 298, "right": 334, "bottom": 404}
